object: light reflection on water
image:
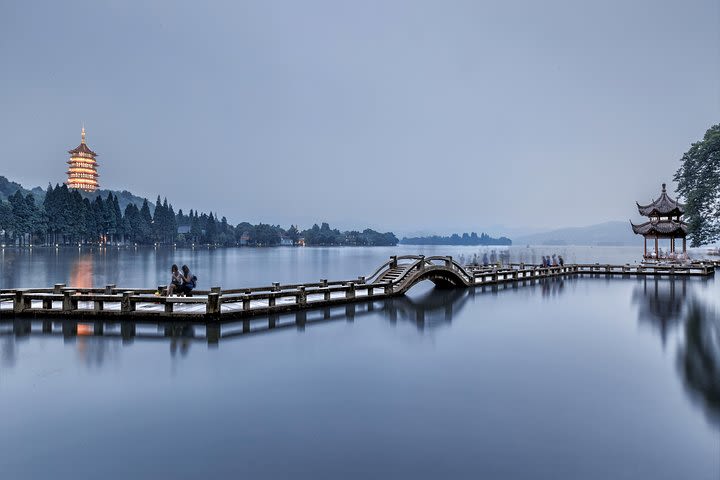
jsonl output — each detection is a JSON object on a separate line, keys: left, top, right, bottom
{"left": 0, "top": 248, "right": 719, "bottom": 479}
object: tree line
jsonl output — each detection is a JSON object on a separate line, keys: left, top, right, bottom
{"left": 400, "top": 232, "right": 512, "bottom": 246}
{"left": 0, "top": 183, "right": 398, "bottom": 247}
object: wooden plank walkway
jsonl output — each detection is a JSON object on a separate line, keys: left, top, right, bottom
{"left": 0, "top": 255, "right": 715, "bottom": 322}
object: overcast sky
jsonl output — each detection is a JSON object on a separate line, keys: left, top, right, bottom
{"left": 1, "top": 0, "right": 718, "bottom": 235}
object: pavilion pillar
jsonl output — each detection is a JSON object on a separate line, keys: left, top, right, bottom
{"left": 683, "top": 237, "right": 686, "bottom": 253}
{"left": 655, "top": 237, "right": 659, "bottom": 259}
{"left": 644, "top": 237, "right": 647, "bottom": 258}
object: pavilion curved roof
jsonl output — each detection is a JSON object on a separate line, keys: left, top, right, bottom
{"left": 68, "top": 143, "right": 97, "bottom": 156}
{"left": 636, "top": 183, "right": 684, "bottom": 216}
{"left": 630, "top": 219, "right": 688, "bottom": 237}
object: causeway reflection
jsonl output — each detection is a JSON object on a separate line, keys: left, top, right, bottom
{"left": 3, "top": 275, "right": 719, "bottom": 432}
{"left": 0, "top": 277, "right": 565, "bottom": 362}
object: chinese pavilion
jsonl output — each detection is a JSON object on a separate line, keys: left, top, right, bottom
{"left": 66, "top": 127, "right": 99, "bottom": 192}
{"left": 631, "top": 183, "right": 688, "bottom": 259}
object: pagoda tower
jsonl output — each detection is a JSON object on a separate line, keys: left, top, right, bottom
{"left": 631, "top": 183, "right": 688, "bottom": 260}
{"left": 66, "top": 126, "right": 99, "bottom": 192}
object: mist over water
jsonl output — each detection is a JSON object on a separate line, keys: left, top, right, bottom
{"left": 1, "top": 246, "right": 719, "bottom": 479}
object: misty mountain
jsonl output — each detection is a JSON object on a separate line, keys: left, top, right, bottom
{"left": 514, "top": 221, "right": 638, "bottom": 246}
{"left": 0, "top": 176, "right": 45, "bottom": 203}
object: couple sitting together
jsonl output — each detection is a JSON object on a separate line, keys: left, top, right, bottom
{"left": 167, "top": 264, "right": 197, "bottom": 296}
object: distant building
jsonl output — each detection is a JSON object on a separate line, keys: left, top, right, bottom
{"left": 280, "top": 236, "right": 293, "bottom": 246}
{"left": 66, "top": 127, "right": 99, "bottom": 192}
{"left": 297, "top": 237, "right": 306, "bottom": 247}
{"left": 239, "top": 232, "right": 250, "bottom": 246}
{"left": 177, "top": 225, "right": 191, "bottom": 235}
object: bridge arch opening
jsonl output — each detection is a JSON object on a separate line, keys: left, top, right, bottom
{"left": 398, "top": 269, "right": 469, "bottom": 294}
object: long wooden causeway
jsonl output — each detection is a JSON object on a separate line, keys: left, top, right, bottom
{"left": 0, "top": 255, "right": 715, "bottom": 321}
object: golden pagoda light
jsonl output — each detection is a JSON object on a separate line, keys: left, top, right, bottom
{"left": 66, "top": 126, "right": 99, "bottom": 192}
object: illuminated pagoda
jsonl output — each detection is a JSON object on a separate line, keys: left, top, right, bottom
{"left": 631, "top": 183, "right": 688, "bottom": 259}
{"left": 66, "top": 126, "right": 99, "bottom": 192}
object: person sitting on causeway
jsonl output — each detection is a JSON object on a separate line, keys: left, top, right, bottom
{"left": 176, "top": 265, "right": 197, "bottom": 297}
{"left": 167, "top": 264, "right": 183, "bottom": 296}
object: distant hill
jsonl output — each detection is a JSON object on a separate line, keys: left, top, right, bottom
{"left": 0, "top": 176, "right": 151, "bottom": 213}
{"left": 79, "top": 189, "right": 152, "bottom": 215}
{"left": 514, "top": 221, "right": 638, "bottom": 246}
{"left": 0, "top": 176, "right": 45, "bottom": 203}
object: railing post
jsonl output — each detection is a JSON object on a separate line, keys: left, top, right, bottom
{"left": 296, "top": 286, "right": 307, "bottom": 306}
{"left": 384, "top": 283, "right": 393, "bottom": 295}
{"left": 206, "top": 293, "right": 220, "bottom": 316}
{"left": 320, "top": 279, "right": 328, "bottom": 287}
{"left": 121, "top": 291, "right": 135, "bottom": 313}
{"left": 211, "top": 286, "right": 222, "bottom": 294}
{"left": 445, "top": 256, "right": 453, "bottom": 268}
{"left": 63, "top": 290, "right": 77, "bottom": 312}
{"left": 272, "top": 282, "right": 280, "bottom": 291}
{"left": 242, "top": 295, "right": 251, "bottom": 311}
{"left": 390, "top": 256, "right": 398, "bottom": 269}
{"left": 357, "top": 276, "right": 365, "bottom": 284}
{"left": 346, "top": 282, "right": 355, "bottom": 299}
{"left": 418, "top": 255, "right": 425, "bottom": 271}
{"left": 105, "top": 284, "right": 116, "bottom": 295}
{"left": 13, "top": 291, "right": 25, "bottom": 314}
{"left": 53, "top": 283, "right": 66, "bottom": 294}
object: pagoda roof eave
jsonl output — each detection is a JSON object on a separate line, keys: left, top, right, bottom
{"left": 630, "top": 219, "right": 689, "bottom": 237}
{"left": 68, "top": 143, "right": 98, "bottom": 156}
{"left": 636, "top": 185, "right": 685, "bottom": 216}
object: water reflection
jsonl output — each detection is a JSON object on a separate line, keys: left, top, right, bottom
{"left": 70, "top": 254, "right": 94, "bottom": 289}
{"left": 633, "top": 277, "right": 689, "bottom": 346}
{"left": 0, "top": 287, "right": 477, "bottom": 363}
{"left": 678, "top": 300, "right": 720, "bottom": 428}
{"left": 633, "top": 277, "right": 720, "bottom": 430}
{"left": 0, "top": 277, "right": 571, "bottom": 370}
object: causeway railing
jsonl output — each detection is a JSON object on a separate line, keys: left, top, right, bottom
{"left": 0, "top": 258, "right": 714, "bottom": 320}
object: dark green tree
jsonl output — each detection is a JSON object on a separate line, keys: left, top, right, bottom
{"left": 674, "top": 124, "right": 720, "bottom": 246}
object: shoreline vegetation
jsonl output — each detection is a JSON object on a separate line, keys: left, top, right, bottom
{"left": 401, "top": 232, "right": 512, "bottom": 246}
{"left": 0, "top": 177, "right": 398, "bottom": 247}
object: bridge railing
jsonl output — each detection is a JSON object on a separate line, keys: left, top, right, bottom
{"left": 373, "top": 255, "right": 475, "bottom": 287}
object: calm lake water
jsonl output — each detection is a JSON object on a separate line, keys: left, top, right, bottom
{"left": 1, "top": 245, "right": 718, "bottom": 479}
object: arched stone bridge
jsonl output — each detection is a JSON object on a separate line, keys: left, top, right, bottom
{"left": 364, "top": 255, "right": 474, "bottom": 294}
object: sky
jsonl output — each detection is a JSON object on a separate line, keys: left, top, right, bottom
{"left": 0, "top": 0, "right": 718, "bottom": 236}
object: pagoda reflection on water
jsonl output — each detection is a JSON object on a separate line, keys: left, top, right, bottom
{"left": 66, "top": 126, "right": 99, "bottom": 192}
{"left": 631, "top": 183, "right": 688, "bottom": 260}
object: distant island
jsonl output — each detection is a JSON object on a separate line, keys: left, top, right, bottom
{"left": 401, "top": 232, "right": 512, "bottom": 246}
{"left": 0, "top": 176, "right": 398, "bottom": 247}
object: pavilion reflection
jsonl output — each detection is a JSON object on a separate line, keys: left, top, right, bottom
{"left": 633, "top": 277, "right": 690, "bottom": 346}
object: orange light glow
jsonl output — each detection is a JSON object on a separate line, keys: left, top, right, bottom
{"left": 77, "top": 324, "right": 93, "bottom": 336}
